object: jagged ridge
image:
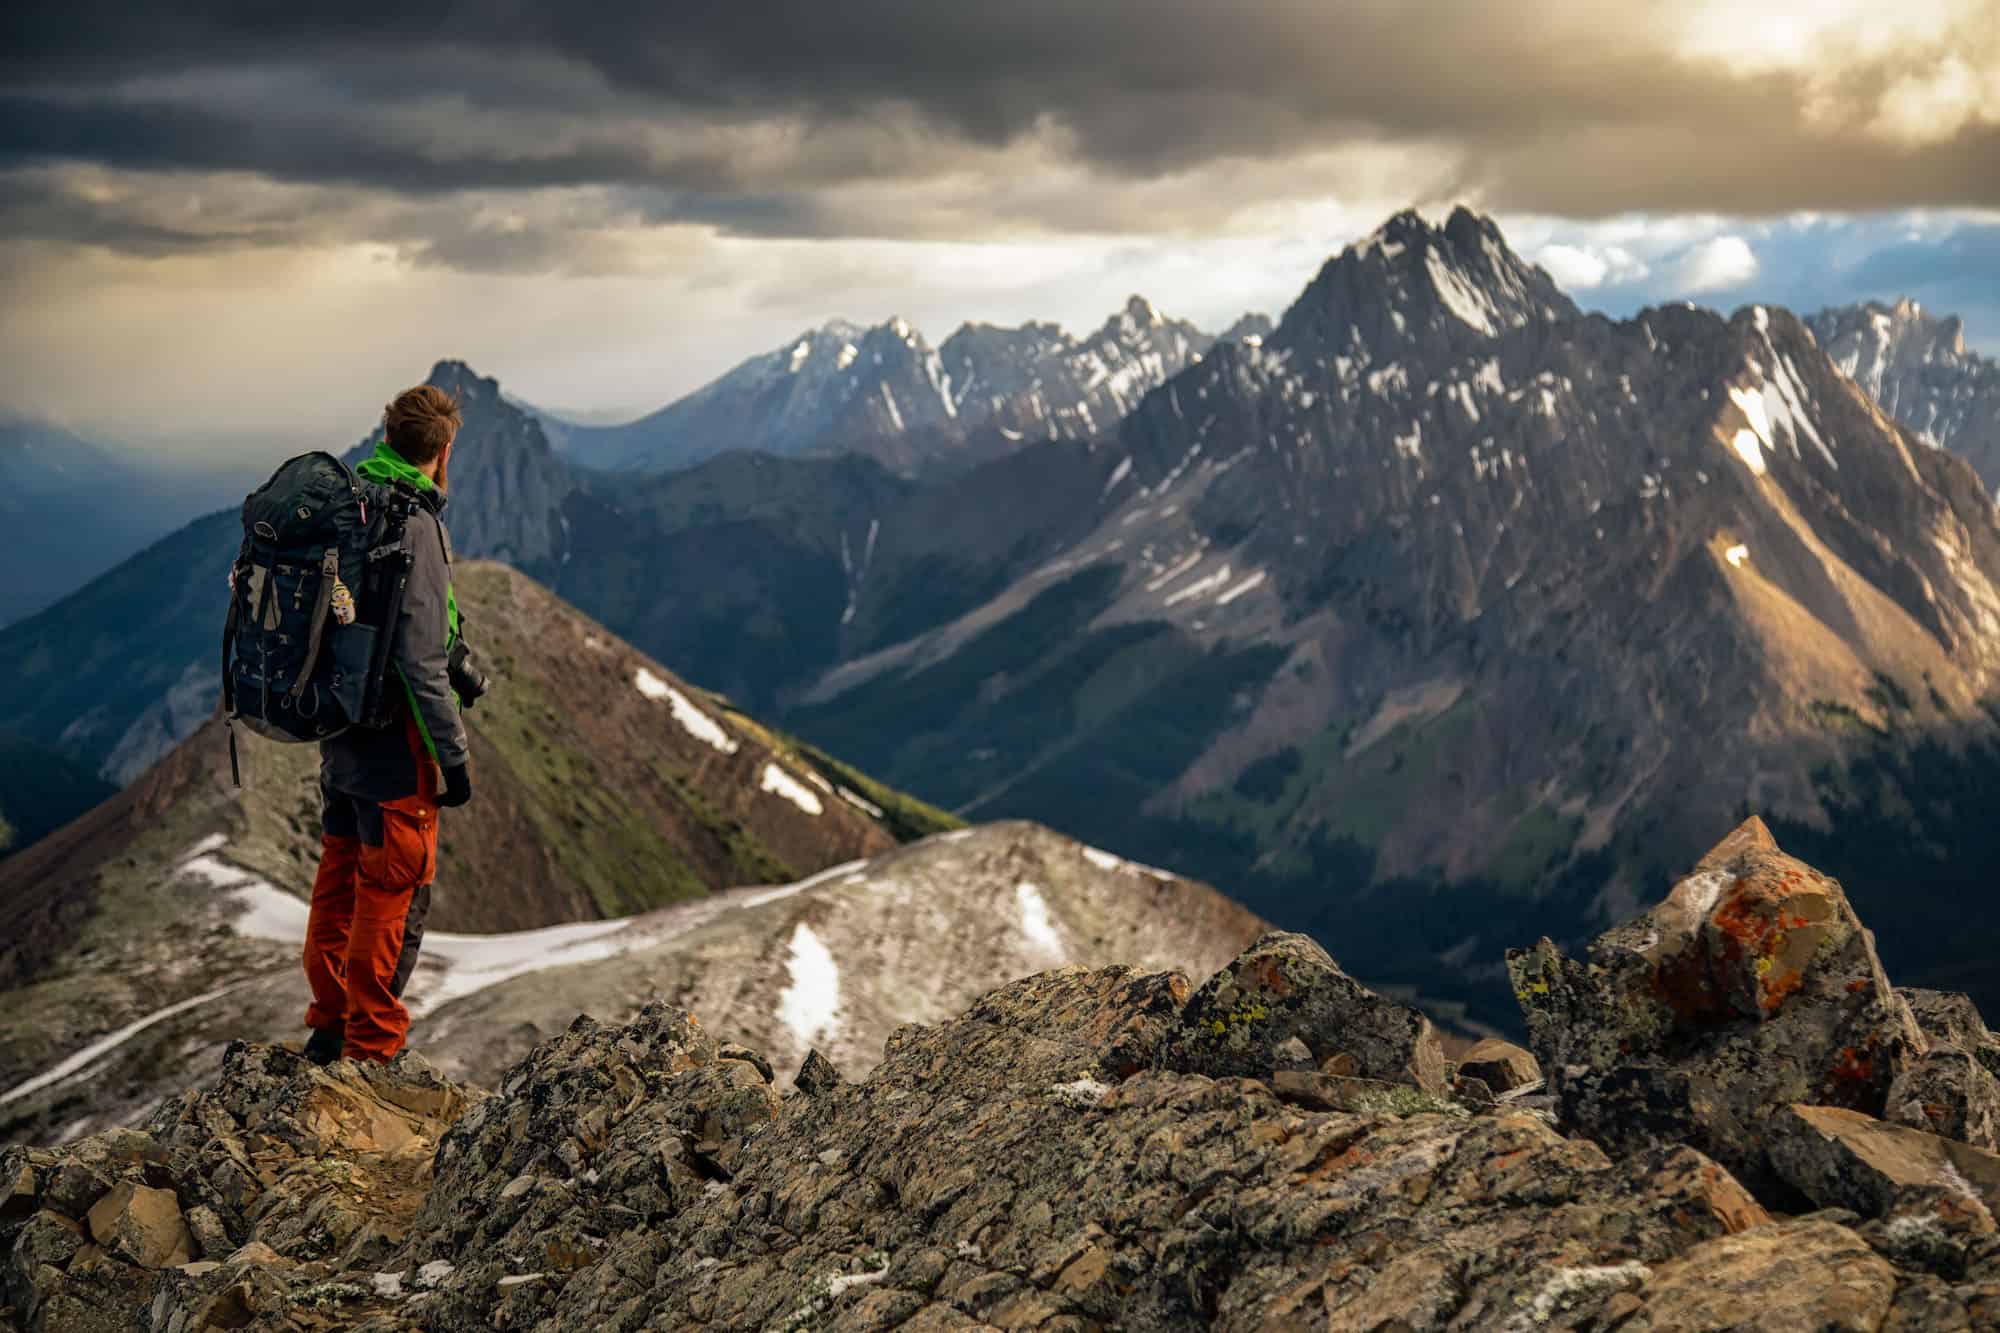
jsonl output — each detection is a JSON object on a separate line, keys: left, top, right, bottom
{"left": 6, "top": 820, "right": 2000, "bottom": 1329}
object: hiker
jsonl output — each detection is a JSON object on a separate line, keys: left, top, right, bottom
{"left": 301, "top": 385, "right": 475, "bottom": 1065}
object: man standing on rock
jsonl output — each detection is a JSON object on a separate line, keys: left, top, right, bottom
{"left": 303, "top": 385, "right": 475, "bottom": 1066}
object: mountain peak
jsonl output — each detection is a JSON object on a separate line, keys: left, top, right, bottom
{"left": 425, "top": 359, "right": 502, "bottom": 404}
{"left": 1278, "top": 207, "right": 1574, "bottom": 354}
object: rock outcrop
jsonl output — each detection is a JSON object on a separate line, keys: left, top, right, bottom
{"left": 1508, "top": 817, "right": 1937, "bottom": 1195}
{"left": 6, "top": 820, "right": 2000, "bottom": 1328}
{"left": 1161, "top": 931, "right": 1451, "bottom": 1091}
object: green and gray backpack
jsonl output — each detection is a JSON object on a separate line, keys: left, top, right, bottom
{"left": 220, "top": 451, "right": 421, "bottom": 779}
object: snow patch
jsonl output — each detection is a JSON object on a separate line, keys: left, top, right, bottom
{"left": 776, "top": 923, "right": 841, "bottom": 1046}
{"left": 1164, "top": 564, "right": 1233, "bottom": 607}
{"left": 1725, "top": 544, "right": 1749, "bottom": 568}
{"left": 836, "top": 786, "right": 884, "bottom": 819}
{"left": 736, "top": 859, "right": 873, "bottom": 910}
{"left": 193, "top": 847, "right": 645, "bottom": 1017}
{"left": 1728, "top": 428, "right": 1768, "bottom": 476}
{"left": 1081, "top": 846, "right": 1176, "bottom": 881}
{"left": 1050, "top": 1078, "right": 1113, "bottom": 1108}
{"left": 878, "top": 381, "right": 904, "bottom": 432}
{"left": 0, "top": 983, "right": 242, "bottom": 1106}
{"left": 1216, "top": 570, "right": 1267, "bottom": 606}
{"left": 1144, "top": 547, "right": 1209, "bottom": 594}
{"left": 1100, "top": 456, "right": 1134, "bottom": 500}
{"left": 1425, "top": 249, "right": 1500, "bottom": 336}
{"left": 762, "top": 763, "right": 825, "bottom": 816}
{"left": 1016, "top": 882, "right": 1066, "bottom": 960}
{"left": 412, "top": 916, "right": 639, "bottom": 1015}
{"left": 636, "top": 670, "right": 740, "bottom": 754}
{"left": 1473, "top": 358, "right": 1505, "bottom": 396}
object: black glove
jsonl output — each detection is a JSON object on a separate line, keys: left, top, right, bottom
{"left": 438, "top": 763, "right": 473, "bottom": 808}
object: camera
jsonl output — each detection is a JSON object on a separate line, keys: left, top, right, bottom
{"left": 448, "top": 636, "right": 489, "bottom": 711}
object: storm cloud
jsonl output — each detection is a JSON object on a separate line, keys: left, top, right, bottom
{"left": 2, "top": 0, "right": 1997, "bottom": 262}
{"left": 0, "top": 1, "right": 1995, "bottom": 449}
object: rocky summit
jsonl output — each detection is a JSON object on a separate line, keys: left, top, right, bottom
{"left": 6, "top": 821, "right": 2000, "bottom": 1330}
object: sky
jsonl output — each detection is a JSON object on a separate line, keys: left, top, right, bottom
{"left": 2, "top": 0, "right": 1997, "bottom": 458}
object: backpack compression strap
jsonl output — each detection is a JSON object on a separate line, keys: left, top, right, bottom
{"left": 220, "top": 569, "right": 242, "bottom": 787}
{"left": 289, "top": 549, "right": 339, "bottom": 701}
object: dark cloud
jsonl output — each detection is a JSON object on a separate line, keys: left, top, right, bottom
{"left": 0, "top": 0, "right": 1994, "bottom": 265}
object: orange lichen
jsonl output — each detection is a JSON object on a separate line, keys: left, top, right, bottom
{"left": 1829, "top": 1044, "right": 1881, "bottom": 1105}
{"left": 1247, "top": 956, "right": 1295, "bottom": 999}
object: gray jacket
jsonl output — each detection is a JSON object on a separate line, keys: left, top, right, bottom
{"left": 320, "top": 494, "right": 470, "bottom": 803}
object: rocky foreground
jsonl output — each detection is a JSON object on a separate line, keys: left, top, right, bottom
{"left": 6, "top": 818, "right": 2000, "bottom": 1330}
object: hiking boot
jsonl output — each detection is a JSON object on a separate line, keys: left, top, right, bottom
{"left": 303, "top": 1026, "right": 346, "bottom": 1066}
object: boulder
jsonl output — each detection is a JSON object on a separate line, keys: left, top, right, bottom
{"left": 795, "top": 1048, "right": 842, "bottom": 1097}
{"left": 1770, "top": 1104, "right": 2000, "bottom": 1223}
{"left": 1902, "top": 989, "right": 1998, "bottom": 1058}
{"left": 1, "top": 1158, "right": 35, "bottom": 1223}
{"left": 83, "top": 1181, "right": 192, "bottom": 1269}
{"left": 1508, "top": 818, "right": 1928, "bottom": 1196}
{"left": 1163, "top": 931, "right": 1450, "bottom": 1092}
{"left": 183, "top": 1204, "right": 231, "bottom": 1262}
{"left": 1269, "top": 1070, "right": 1457, "bottom": 1116}
{"left": 1457, "top": 1038, "right": 1541, "bottom": 1093}
{"left": 1887, "top": 1046, "right": 2000, "bottom": 1150}
{"left": 1620, "top": 1216, "right": 1898, "bottom": 1332}
{"left": 7, "top": 1209, "right": 85, "bottom": 1290}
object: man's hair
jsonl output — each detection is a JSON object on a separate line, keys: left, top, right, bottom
{"left": 383, "top": 385, "right": 462, "bottom": 464}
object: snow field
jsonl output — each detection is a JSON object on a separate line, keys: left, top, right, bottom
{"left": 634, "top": 668, "right": 741, "bottom": 754}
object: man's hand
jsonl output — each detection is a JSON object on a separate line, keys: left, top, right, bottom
{"left": 438, "top": 763, "right": 473, "bottom": 808}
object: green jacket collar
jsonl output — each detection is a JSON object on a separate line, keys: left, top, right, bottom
{"left": 357, "top": 441, "right": 442, "bottom": 503}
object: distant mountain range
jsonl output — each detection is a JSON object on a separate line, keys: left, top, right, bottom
{"left": 1807, "top": 298, "right": 2000, "bottom": 495}
{"left": 554, "top": 297, "right": 1232, "bottom": 475}
{"left": 7, "top": 211, "right": 2000, "bottom": 1033}
{"left": 0, "top": 417, "right": 259, "bottom": 630}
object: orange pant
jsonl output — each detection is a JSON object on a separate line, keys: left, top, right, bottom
{"left": 304, "top": 786, "right": 439, "bottom": 1061}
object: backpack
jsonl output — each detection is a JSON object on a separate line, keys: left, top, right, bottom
{"left": 220, "top": 451, "right": 422, "bottom": 781}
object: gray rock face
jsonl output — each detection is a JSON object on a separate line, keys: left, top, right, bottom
{"left": 1807, "top": 298, "right": 2000, "bottom": 494}
{"left": 409, "top": 360, "right": 575, "bottom": 571}
{"left": 1162, "top": 930, "right": 1450, "bottom": 1092}
{"left": 1509, "top": 817, "right": 1927, "bottom": 1196}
